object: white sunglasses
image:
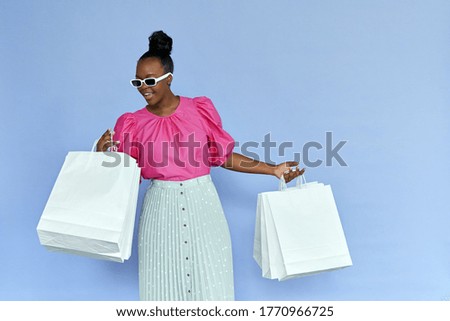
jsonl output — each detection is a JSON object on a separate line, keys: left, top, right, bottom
{"left": 130, "top": 72, "right": 173, "bottom": 88}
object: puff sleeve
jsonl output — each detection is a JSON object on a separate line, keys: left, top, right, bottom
{"left": 113, "top": 112, "right": 139, "bottom": 161}
{"left": 193, "top": 96, "right": 235, "bottom": 167}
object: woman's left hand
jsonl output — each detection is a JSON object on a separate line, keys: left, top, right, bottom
{"left": 273, "top": 161, "right": 305, "bottom": 183}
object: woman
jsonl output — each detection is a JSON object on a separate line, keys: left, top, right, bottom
{"left": 97, "top": 31, "right": 304, "bottom": 301}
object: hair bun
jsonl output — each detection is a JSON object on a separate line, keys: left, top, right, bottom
{"left": 148, "top": 31, "right": 172, "bottom": 57}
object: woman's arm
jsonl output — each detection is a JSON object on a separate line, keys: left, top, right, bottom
{"left": 221, "top": 152, "right": 304, "bottom": 183}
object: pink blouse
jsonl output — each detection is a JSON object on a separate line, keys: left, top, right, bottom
{"left": 113, "top": 96, "right": 235, "bottom": 181}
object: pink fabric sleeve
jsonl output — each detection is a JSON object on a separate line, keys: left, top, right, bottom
{"left": 113, "top": 112, "right": 139, "bottom": 161}
{"left": 193, "top": 96, "right": 235, "bottom": 167}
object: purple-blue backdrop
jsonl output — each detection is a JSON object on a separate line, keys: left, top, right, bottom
{"left": 1, "top": 0, "right": 449, "bottom": 300}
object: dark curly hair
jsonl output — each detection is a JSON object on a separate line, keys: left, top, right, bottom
{"left": 139, "top": 30, "right": 174, "bottom": 74}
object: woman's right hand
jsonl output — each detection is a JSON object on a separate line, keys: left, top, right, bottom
{"left": 96, "top": 129, "right": 120, "bottom": 152}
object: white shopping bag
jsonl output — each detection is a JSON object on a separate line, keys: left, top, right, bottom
{"left": 254, "top": 175, "right": 352, "bottom": 280}
{"left": 37, "top": 145, "right": 141, "bottom": 263}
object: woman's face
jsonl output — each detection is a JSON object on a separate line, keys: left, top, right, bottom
{"left": 135, "top": 57, "right": 172, "bottom": 106}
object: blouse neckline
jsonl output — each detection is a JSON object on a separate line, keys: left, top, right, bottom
{"left": 143, "top": 96, "right": 183, "bottom": 119}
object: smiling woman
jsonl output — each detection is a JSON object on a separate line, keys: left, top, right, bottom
{"left": 134, "top": 57, "right": 179, "bottom": 117}
{"left": 95, "top": 30, "right": 303, "bottom": 301}
{"left": 1, "top": 0, "right": 449, "bottom": 302}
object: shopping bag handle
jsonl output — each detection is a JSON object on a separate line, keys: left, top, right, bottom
{"left": 279, "top": 173, "right": 307, "bottom": 191}
{"left": 92, "top": 139, "right": 99, "bottom": 152}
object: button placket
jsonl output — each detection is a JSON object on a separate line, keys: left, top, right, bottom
{"left": 180, "top": 185, "right": 192, "bottom": 297}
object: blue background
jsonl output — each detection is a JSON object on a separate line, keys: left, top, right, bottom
{"left": 1, "top": 0, "right": 449, "bottom": 300}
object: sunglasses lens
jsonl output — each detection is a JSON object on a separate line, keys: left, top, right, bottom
{"left": 144, "top": 78, "right": 156, "bottom": 86}
{"left": 131, "top": 80, "right": 142, "bottom": 87}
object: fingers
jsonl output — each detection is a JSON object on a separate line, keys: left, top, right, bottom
{"left": 283, "top": 166, "right": 305, "bottom": 183}
{"left": 96, "top": 129, "right": 120, "bottom": 152}
{"left": 283, "top": 168, "right": 296, "bottom": 182}
{"left": 99, "top": 140, "right": 119, "bottom": 150}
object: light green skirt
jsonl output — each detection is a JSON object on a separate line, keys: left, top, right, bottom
{"left": 138, "top": 174, "right": 234, "bottom": 300}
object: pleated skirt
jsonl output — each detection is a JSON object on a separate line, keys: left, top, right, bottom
{"left": 138, "top": 174, "right": 234, "bottom": 301}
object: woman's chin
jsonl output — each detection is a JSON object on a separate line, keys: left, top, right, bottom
{"left": 144, "top": 96, "right": 154, "bottom": 104}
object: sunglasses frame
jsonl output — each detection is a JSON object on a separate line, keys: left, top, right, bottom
{"left": 130, "top": 72, "right": 173, "bottom": 88}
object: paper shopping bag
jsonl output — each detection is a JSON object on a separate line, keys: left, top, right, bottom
{"left": 254, "top": 176, "right": 352, "bottom": 280}
{"left": 254, "top": 193, "right": 282, "bottom": 279}
{"left": 37, "top": 151, "right": 141, "bottom": 262}
{"left": 254, "top": 177, "right": 324, "bottom": 278}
